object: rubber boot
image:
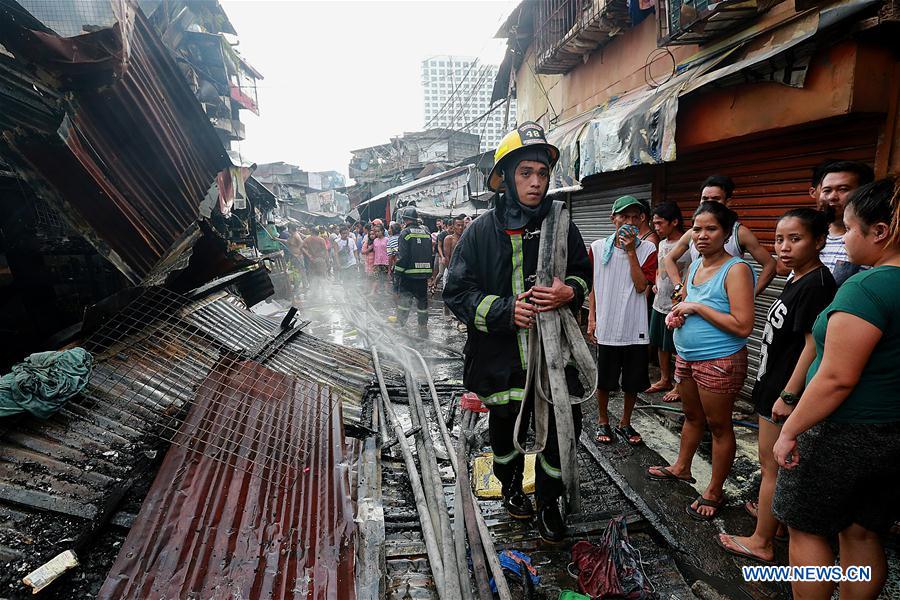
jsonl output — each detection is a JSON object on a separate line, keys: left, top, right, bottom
{"left": 501, "top": 474, "right": 534, "bottom": 520}
{"left": 536, "top": 497, "right": 566, "bottom": 544}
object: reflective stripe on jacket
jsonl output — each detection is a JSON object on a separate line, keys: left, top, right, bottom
{"left": 442, "top": 206, "right": 591, "bottom": 405}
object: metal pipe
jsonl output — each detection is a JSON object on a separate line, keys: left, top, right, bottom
{"left": 406, "top": 347, "right": 512, "bottom": 600}
{"left": 404, "top": 371, "right": 463, "bottom": 599}
{"left": 371, "top": 349, "right": 447, "bottom": 594}
{"left": 458, "top": 410, "right": 495, "bottom": 600}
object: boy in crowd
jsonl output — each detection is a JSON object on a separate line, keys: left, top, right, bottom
{"left": 817, "top": 161, "right": 874, "bottom": 285}
{"left": 588, "top": 196, "right": 658, "bottom": 446}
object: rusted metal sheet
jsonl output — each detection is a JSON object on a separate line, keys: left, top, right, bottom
{"left": 98, "top": 359, "right": 357, "bottom": 600}
{"left": 0, "top": 287, "right": 372, "bottom": 594}
{"left": 0, "top": 0, "right": 230, "bottom": 281}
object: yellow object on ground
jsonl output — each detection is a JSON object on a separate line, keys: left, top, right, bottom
{"left": 387, "top": 316, "right": 397, "bottom": 323}
{"left": 472, "top": 452, "right": 536, "bottom": 499}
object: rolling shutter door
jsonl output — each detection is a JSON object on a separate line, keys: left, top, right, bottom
{"left": 664, "top": 116, "right": 881, "bottom": 400}
{"left": 569, "top": 172, "right": 652, "bottom": 248}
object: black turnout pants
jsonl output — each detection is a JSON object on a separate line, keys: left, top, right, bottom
{"left": 396, "top": 276, "right": 428, "bottom": 326}
{"left": 488, "top": 395, "right": 582, "bottom": 504}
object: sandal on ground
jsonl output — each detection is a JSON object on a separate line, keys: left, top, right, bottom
{"left": 686, "top": 494, "right": 726, "bottom": 521}
{"left": 662, "top": 389, "right": 681, "bottom": 403}
{"left": 595, "top": 423, "right": 615, "bottom": 444}
{"left": 645, "top": 382, "right": 673, "bottom": 394}
{"left": 715, "top": 533, "right": 775, "bottom": 564}
{"left": 647, "top": 465, "right": 696, "bottom": 484}
{"left": 615, "top": 424, "right": 643, "bottom": 446}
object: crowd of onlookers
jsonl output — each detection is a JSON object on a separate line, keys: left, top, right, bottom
{"left": 274, "top": 160, "right": 898, "bottom": 598}
{"left": 585, "top": 162, "right": 898, "bottom": 599}
{"left": 273, "top": 214, "right": 470, "bottom": 301}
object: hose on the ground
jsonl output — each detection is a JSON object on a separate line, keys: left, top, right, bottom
{"left": 407, "top": 345, "right": 510, "bottom": 600}
{"left": 403, "top": 369, "right": 464, "bottom": 599}
{"left": 372, "top": 348, "right": 447, "bottom": 595}
{"left": 513, "top": 200, "right": 598, "bottom": 514}
{"left": 635, "top": 404, "right": 762, "bottom": 429}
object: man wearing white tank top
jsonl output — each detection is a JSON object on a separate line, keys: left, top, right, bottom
{"left": 664, "top": 175, "right": 776, "bottom": 302}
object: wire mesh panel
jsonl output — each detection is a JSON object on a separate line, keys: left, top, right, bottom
{"left": 79, "top": 286, "right": 340, "bottom": 488}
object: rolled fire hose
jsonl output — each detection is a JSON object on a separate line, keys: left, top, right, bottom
{"left": 513, "top": 200, "right": 598, "bottom": 515}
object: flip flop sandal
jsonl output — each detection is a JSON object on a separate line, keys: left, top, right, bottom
{"left": 644, "top": 382, "right": 674, "bottom": 394}
{"left": 647, "top": 466, "right": 696, "bottom": 484}
{"left": 595, "top": 423, "right": 615, "bottom": 444}
{"left": 686, "top": 495, "right": 726, "bottom": 521}
{"left": 715, "top": 533, "right": 775, "bottom": 564}
{"left": 615, "top": 424, "right": 643, "bottom": 446}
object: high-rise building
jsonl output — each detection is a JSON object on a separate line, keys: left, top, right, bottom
{"left": 421, "top": 56, "right": 516, "bottom": 153}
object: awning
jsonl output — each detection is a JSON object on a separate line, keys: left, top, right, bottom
{"left": 547, "top": 0, "right": 878, "bottom": 182}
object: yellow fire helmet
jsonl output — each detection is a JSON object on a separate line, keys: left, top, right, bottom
{"left": 487, "top": 121, "right": 560, "bottom": 192}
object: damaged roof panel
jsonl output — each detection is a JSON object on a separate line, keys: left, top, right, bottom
{"left": 98, "top": 360, "right": 357, "bottom": 599}
{"left": 0, "top": 0, "right": 230, "bottom": 281}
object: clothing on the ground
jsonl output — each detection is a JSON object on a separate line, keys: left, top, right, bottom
{"left": 820, "top": 233, "right": 863, "bottom": 286}
{"left": 487, "top": 398, "right": 582, "bottom": 503}
{"left": 773, "top": 420, "right": 900, "bottom": 536}
{"left": 674, "top": 348, "right": 748, "bottom": 395}
{"left": 654, "top": 237, "right": 692, "bottom": 313}
{"left": 588, "top": 240, "right": 657, "bottom": 346}
{"left": 443, "top": 206, "right": 591, "bottom": 406}
{"left": 689, "top": 221, "right": 743, "bottom": 261}
{"left": 0, "top": 348, "right": 93, "bottom": 418}
{"left": 395, "top": 224, "right": 434, "bottom": 279}
{"left": 649, "top": 308, "right": 676, "bottom": 353}
{"left": 752, "top": 266, "right": 836, "bottom": 418}
{"left": 373, "top": 236, "right": 389, "bottom": 266}
{"left": 397, "top": 276, "right": 429, "bottom": 326}
{"left": 596, "top": 344, "right": 650, "bottom": 393}
{"left": 806, "top": 266, "right": 900, "bottom": 423}
{"left": 673, "top": 256, "right": 756, "bottom": 361}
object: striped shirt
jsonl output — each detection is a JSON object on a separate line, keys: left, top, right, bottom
{"left": 386, "top": 235, "right": 399, "bottom": 256}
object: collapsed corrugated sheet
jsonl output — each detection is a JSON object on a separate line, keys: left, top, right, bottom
{"left": 0, "top": 287, "right": 374, "bottom": 595}
{"left": 0, "top": 289, "right": 223, "bottom": 592}
{"left": 99, "top": 360, "right": 356, "bottom": 599}
{"left": 181, "top": 291, "right": 377, "bottom": 428}
{"left": 0, "top": 0, "right": 230, "bottom": 282}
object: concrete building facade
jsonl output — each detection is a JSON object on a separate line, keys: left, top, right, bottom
{"left": 421, "top": 55, "right": 516, "bottom": 152}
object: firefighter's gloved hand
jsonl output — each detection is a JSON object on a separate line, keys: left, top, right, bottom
{"left": 513, "top": 290, "right": 536, "bottom": 329}
{"left": 531, "top": 276, "right": 575, "bottom": 312}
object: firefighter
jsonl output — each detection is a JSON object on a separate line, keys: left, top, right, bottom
{"left": 394, "top": 206, "right": 433, "bottom": 329}
{"left": 443, "top": 122, "right": 591, "bottom": 543}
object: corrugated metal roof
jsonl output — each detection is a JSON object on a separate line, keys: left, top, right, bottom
{"left": 0, "top": 1, "right": 230, "bottom": 281}
{"left": 98, "top": 359, "right": 356, "bottom": 599}
{"left": 0, "top": 287, "right": 374, "bottom": 594}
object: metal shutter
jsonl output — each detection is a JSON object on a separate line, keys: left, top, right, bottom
{"left": 664, "top": 116, "right": 880, "bottom": 401}
{"left": 570, "top": 175, "right": 652, "bottom": 248}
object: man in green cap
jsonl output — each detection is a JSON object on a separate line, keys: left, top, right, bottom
{"left": 587, "top": 195, "right": 658, "bottom": 446}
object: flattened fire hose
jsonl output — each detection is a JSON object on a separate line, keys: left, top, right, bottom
{"left": 513, "top": 200, "right": 598, "bottom": 514}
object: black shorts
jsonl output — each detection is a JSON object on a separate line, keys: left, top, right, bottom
{"left": 596, "top": 344, "right": 650, "bottom": 394}
{"left": 773, "top": 420, "right": 900, "bottom": 537}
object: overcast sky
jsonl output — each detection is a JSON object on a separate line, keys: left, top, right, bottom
{"left": 220, "top": 1, "right": 517, "bottom": 182}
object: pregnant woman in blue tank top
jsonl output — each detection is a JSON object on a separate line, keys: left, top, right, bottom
{"left": 647, "top": 202, "right": 756, "bottom": 520}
